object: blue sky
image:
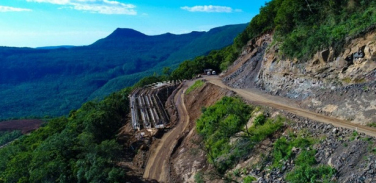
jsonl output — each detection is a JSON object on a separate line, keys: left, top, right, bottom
{"left": 0, "top": 0, "right": 268, "bottom": 47}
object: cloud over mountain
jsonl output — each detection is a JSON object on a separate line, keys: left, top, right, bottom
{"left": 26, "top": 0, "right": 136, "bottom": 15}
{"left": 181, "top": 5, "right": 237, "bottom": 13}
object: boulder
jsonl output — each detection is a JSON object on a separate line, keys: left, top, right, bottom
{"left": 336, "top": 57, "right": 349, "bottom": 69}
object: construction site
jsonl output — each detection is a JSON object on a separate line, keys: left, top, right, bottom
{"left": 129, "top": 81, "right": 178, "bottom": 130}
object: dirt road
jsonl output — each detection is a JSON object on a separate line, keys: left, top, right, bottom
{"left": 207, "top": 76, "right": 376, "bottom": 137}
{"left": 143, "top": 82, "right": 191, "bottom": 182}
{"left": 143, "top": 76, "right": 376, "bottom": 182}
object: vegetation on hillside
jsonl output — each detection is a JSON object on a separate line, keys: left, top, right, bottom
{"left": 0, "top": 88, "right": 131, "bottom": 182}
{"left": 196, "top": 97, "right": 284, "bottom": 173}
{"left": 171, "top": 0, "right": 376, "bottom": 80}
{"left": 274, "top": 0, "right": 376, "bottom": 59}
{"left": 0, "top": 24, "right": 246, "bottom": 120}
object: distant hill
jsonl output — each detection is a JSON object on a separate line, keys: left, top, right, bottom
{"left": 0, "top": 23, "right": 247, "bottom": 119}
{"left": 36, "top": 45, "right": 76, "bottom": 49}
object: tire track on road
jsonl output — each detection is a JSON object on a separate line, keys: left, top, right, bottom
{"left": 143, "top": 82, "right": 191, "bottom": 182}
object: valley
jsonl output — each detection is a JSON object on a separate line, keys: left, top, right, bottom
{"left": 0, "top": 24, "right": 247, "bottom": 119}
{"left": 1, "top": 0, "right": 376, "bottom": 182}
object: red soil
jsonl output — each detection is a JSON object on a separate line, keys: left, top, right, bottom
{"left": 0, "top": 119, "right": 44, "bottom": 134}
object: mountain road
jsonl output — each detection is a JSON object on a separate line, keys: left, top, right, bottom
{"left": 207, "top": 76, "right": 376, "bottom": 137}
{"left": 143, "top": 81, "right": 191, "bottom": 182}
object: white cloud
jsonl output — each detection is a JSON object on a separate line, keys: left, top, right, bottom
{"left": 181, "top": 5, "right": 235, "bottom": 13}
{"left": 0, "top": 6, "right": 32, "bottom": 12}
{"left": 72, "top": 3, "right": 136, "bottom": 14}
{"left": 26, "top": 0, "right": 71, "bottom": 5}
{"left": 26, "top": 0, "right": 136, "bottom": 15}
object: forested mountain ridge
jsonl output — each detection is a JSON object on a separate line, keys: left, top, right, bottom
{"left": 1, "top": 0, "right": 376, "bottom": 182}
{"left": 0, "top": 23, "right": 247, "bottom": 119}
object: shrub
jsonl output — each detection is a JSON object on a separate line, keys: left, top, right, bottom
{"left": 253, "top": 114, "right": 266, "bottom": 126}
{"left": 249, "top": 118, "right": 283, "bottom": 142}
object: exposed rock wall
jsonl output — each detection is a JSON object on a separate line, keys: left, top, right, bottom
{"left": 223, "top": 34, "right": 272, "bottom": 89}
{"left": 223, "top": 31, "right": 376, "bottom": 124}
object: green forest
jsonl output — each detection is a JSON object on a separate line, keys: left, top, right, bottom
{"left": 0, "top": 24, "right": 247, "bottom": 120}
{"left": 0, "top": 88, "right": 131, "bottom": 182}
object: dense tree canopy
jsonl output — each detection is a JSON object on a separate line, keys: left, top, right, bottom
{"left": 0, "top": 88, "right": 131, "bottom": 182}
{"left": 0, "top": 24, "right": 247, "bottom": 120}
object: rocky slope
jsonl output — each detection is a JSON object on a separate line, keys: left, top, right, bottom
{"left": 224, "top": 30, "right": 376, "bottom": 125}
{"left": 169, "top": 82, "right": 376, "bottom": 183}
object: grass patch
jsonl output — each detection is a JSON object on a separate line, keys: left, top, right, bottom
{"left": 243, "top": 176, "right": 257, "bottom": 183}
{"left": 186, "top": 80, "right": 205, "bottom": 94}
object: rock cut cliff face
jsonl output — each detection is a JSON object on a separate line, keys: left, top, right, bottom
{"left": 224, "top": 31, "right": 376, "bottom": 124}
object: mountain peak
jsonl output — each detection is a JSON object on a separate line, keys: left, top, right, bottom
{"left": 107, "top": 28, "right": 147, "bottom": 39}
